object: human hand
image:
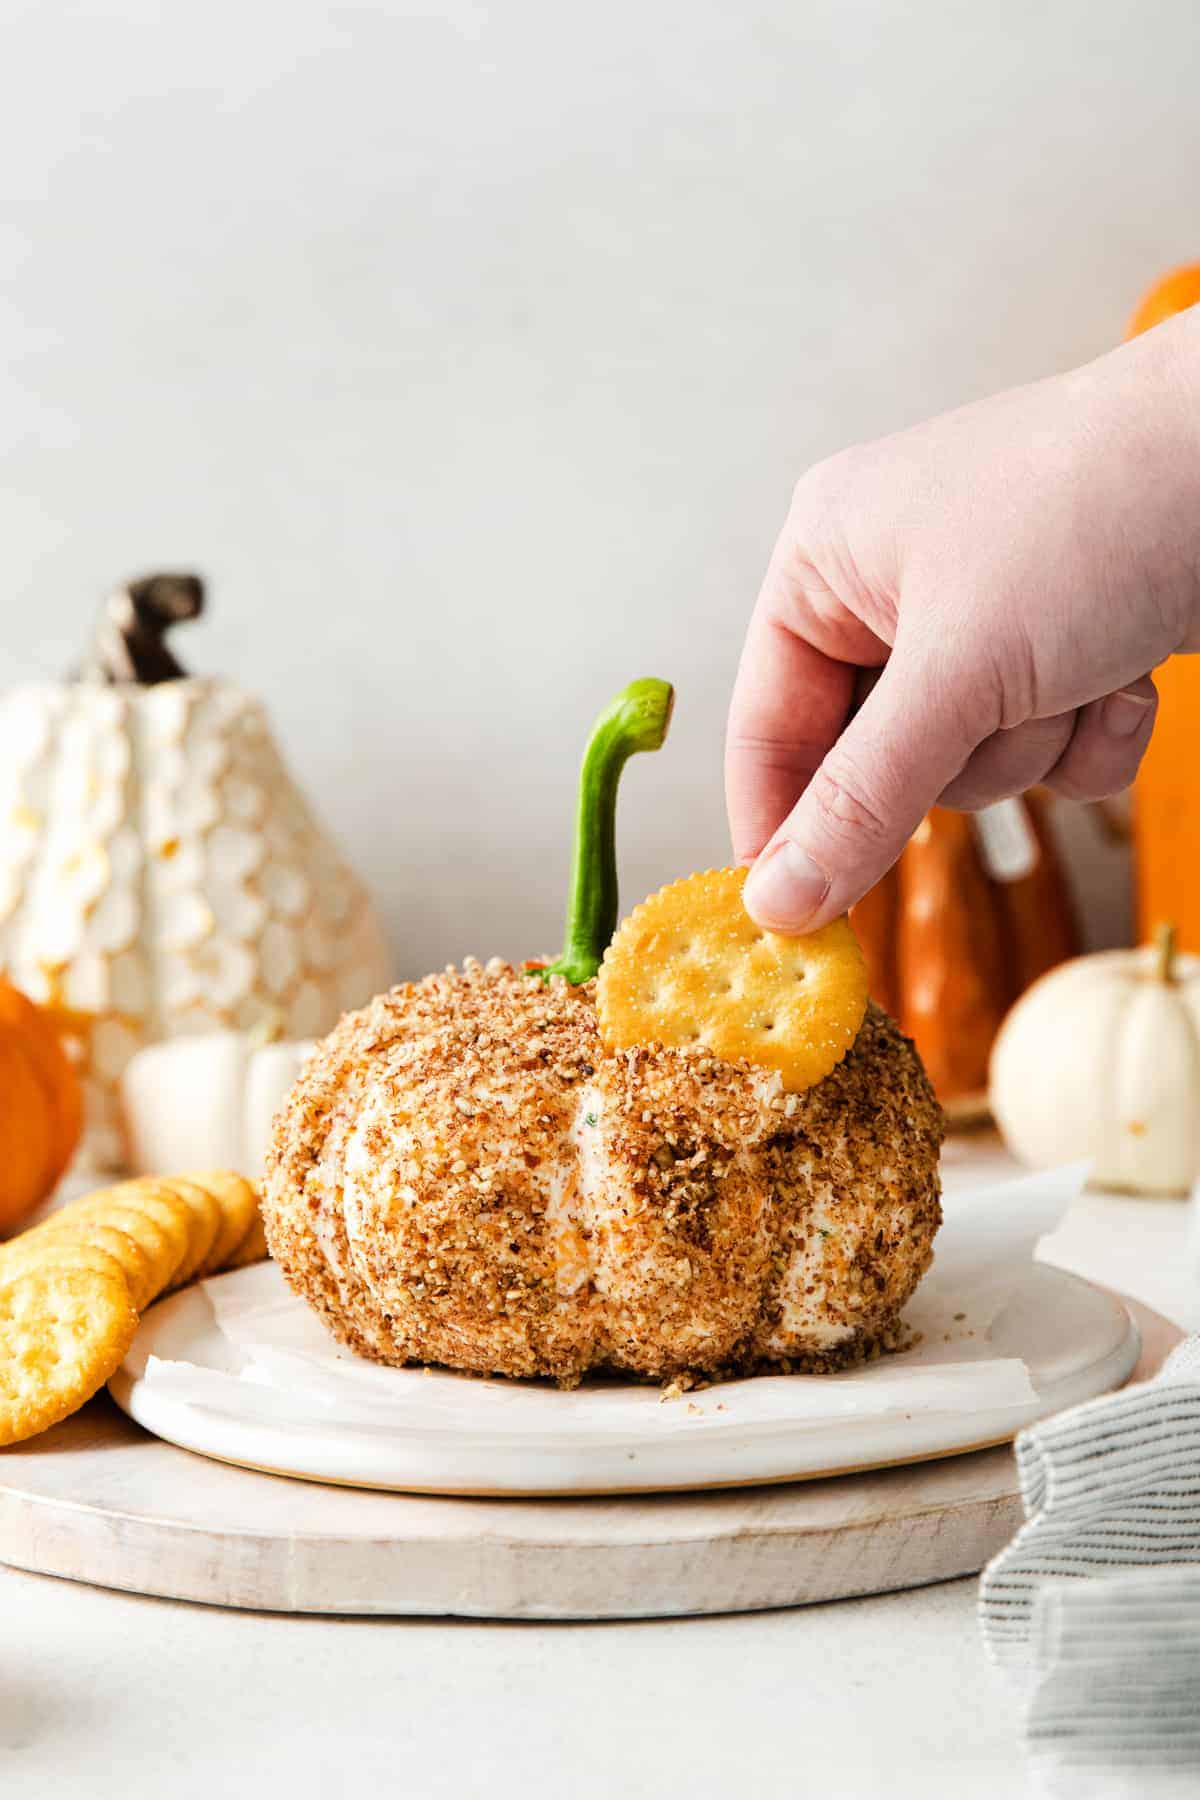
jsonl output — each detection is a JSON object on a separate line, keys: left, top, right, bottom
{"left": 726, "top": 309, "right": 1200, "bottom": 933}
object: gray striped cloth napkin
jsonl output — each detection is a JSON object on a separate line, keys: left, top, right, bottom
{"left": 979, "top": 1334, "right": 1200, "bottom": 1797}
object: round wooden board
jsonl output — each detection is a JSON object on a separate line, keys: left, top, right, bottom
{"left": 0, "top": 1295, "right": 1179, "bottom": 1622}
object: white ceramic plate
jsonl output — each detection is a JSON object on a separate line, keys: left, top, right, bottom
{"left": 108, "top": 1260, "right": 1139, "bottom": 1496}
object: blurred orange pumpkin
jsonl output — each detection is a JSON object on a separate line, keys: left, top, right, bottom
{"left": 1127, "top": 264, "right": 1200, "bottom": 951}
{"left": 0, "top": 978, "right": 83, "bottom": 1234}
{"left": 1125, "top": 264, "right": 1200, "bottom": 338}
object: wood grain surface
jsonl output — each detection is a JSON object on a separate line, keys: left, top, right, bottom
{"left": 0, "top": 1294, "right": 1179, "bottom": 1621}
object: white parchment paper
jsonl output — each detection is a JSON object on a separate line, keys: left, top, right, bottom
{"left": 134, "top": 1165, "right": 1088, "bottom": 1440}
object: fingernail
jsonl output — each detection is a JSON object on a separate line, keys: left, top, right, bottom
{"left": 743, "top": 840, "right": 830, "bottom": 930}
{"left": 1102, "top": 689, "right": 1156, "bottom": 739}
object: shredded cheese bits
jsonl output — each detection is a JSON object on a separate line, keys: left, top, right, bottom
{"left": 596, "top": 866, "right": 869, "bottom": 1092}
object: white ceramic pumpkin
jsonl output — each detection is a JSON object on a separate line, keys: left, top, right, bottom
{"left": 0, "top": 575, "right": 391, "bottom": 1167}
{"left": 989, "top": 928, "right": 1200, "bottom": 1195}
{"left": 121, "top": 1029, "right": 315, "bottom": 1177}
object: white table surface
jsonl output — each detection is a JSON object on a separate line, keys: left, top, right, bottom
{"left": 3, "top": 1138, "right": 1196, "bottom": 1800}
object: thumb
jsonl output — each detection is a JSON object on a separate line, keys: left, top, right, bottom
{"left": 742, "top": 650, "right": 978, "bottom": 932}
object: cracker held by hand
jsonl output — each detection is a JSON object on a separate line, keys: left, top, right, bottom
{"left": 597, "top": 866, "right": 868, "bottom": 1092}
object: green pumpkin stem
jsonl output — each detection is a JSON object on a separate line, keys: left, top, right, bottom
{"left": 532, "top": 679, "right": 674, "bottom": 986}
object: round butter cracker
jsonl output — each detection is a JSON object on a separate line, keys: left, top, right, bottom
{"left": 222, "top": 1210, "right": 269, "bottom": 1272}
{"left": 151, "top": 1179, "right": 223, "bottom": 1289}
{"left": 183, "top": 1171, "right": 261, "bottom": 1278}
{"left": 0, "top": 1235, "right": 132, "bottom": 1301}
{"left": 37, "top": 1189, "right": 188, "bottom": 1304}
{"left": 597, "top": 866, "right": 868, "bottom": 1093}
{"left": 0, "top": 1266, "right": 137, "bottom": 1446}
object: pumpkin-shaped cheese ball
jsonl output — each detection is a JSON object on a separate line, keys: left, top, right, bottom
{"left": 263, "top": 680, "right": 944, "bottom": 1383}
{"left": 263, "top": 965, "right": 941, "bottom": 1382}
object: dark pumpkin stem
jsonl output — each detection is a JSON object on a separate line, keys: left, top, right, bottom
{"left": 80, "top": 573, "right": 204, "bottom": 685}
{"left": 531, "top": 678, "right": 674, "bottom": 986}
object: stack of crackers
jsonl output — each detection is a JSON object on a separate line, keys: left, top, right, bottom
{"left": 0, "top": 1172, "right": 266, "bottom": 1446}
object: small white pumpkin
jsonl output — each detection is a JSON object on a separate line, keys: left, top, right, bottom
{"left": 0, "top": 575, "right": 391, "bottom": 1166}
{"left": 121, "top": 1028, "right": 315, "bottom": 1178}
{"left": 989, "top": 927, "right": 1200, "bottom": 1195}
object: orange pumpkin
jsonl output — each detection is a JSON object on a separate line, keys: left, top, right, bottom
{"left": 1127, "top": 265, "right": 1200, "bottom": 951}
{"left": 1126, "top": 264, "right": 1200, "bottom": 338}
{"left": 850, "top": 794, "right": 1079, "bottom": 1114}
{"left": 0, "top": 978, "right": 83, "bottom": 1233}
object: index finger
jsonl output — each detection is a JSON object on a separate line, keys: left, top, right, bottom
{"left": 724, "top": 608, "right": 855, "bottom": 862}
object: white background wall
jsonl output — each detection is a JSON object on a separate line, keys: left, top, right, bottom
{"left": 3, "top": 1, "right": 1193, "bottom": 976}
